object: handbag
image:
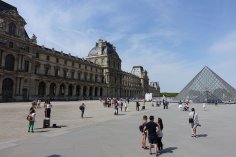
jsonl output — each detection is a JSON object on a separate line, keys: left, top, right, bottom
{"left": 189, "top": 112, "right": 195, "bottom": 123}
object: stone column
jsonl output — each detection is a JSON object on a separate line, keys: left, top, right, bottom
{"left": 72, "top": 84, "right": 76, "bottom": 96}
{"left": 0, "top": 50, "right": 3, "bottom": 67}
{"left": 35, "top": 80, "right": 39, "bottom": 96}
{"left": 65, "top": 83, "right": 68, "bottom": 96}
{"left": 56, "top": 83, "right": 60, "bottom": 96}
{"left": 19, "top": 78, "right": 23, "bottom": 95}
{"left": 46, "top": 81, "right": 50, "bottom": 96}
{"left": 80, "top": 85, "right": 83, "bottom": 97}
{"left": 0, "top": 75, "right": 3, "bottom": 94}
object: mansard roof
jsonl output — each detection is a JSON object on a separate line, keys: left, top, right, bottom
{"left": 88, "top": 39, "right": 119, "bottom": 57}
{"left": 0, "top": 1, "right": 17, "bottom": 11}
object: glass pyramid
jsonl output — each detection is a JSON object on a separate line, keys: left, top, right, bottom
{"left": 175, "top": 66, "right": 236, "bottom": 103}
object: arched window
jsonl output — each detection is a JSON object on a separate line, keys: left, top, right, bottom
{"left": 2, "top": 78, "right": 14, "bottom": 99}
{"left": 38, "top": 82, "right": 46, "bottom": 97}
{"left": 83, "top": 86, "right": 87, "bottom": 97}
{"left": 9, "top": 22, "right": 16, "bottom": 35}
{"left": 59, "top": 84, "right": 65, "bottom": 96}
{"left": 76, "top": 85, "right": 81, "bottom": 96}
{"left": 49, "top": 83, "right": 56, "bottom": 96}
{"left": 5, "top": 54, "right": 15, "bottom": 71}
{"left": 68, "top": 84, "right": 73, "bottom": 96}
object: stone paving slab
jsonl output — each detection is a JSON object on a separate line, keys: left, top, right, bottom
{"left": 0, "top": 101, "right": 236, "bottom": 157}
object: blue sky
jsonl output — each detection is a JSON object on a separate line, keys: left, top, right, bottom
{"left": 6, "top": 0, "right": 236, "bottom": 92}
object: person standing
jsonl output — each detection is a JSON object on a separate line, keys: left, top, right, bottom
{"left": 157, "top": 118, "right": 163, "bottom": 151}
{"left": 45, "top": 100, "right": 52, "bottom": 118}
{"left": 139, "top": 115, "right": 148, "bottom": 149}
{"left": 144, "top": 115, "right": 159, "bottom": 156}
{"left": 27, "top": 109, "right": 36, "bottom": 133}
{"left": 79, "top": 103, "right": 85, "bottom": 118}
{"left": 124, "top": 101, "right": 128, "bottom": 112}
{"left": 203, "top": 103, "right": 206, "bottom": 111}
{"left": 189, "top": 108, "right": 200, "bottom": 137}
{"left": 136, "top": 101, "right": 140, "bottom": 111}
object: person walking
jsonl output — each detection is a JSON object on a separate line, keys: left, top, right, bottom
{"left": 189, "top": 108, "right": 200, "bottom": 137}
{"left": 27, "top": 109, "right": 36, "bottom": 133}
{"left": 144, "top": 115, "right": 159, "bottom": 156}
{"left": 79, "top": 103, "right": 86, "bottom": 118}
{"left": 139, "top": 115, "right": 148, "bottom": 149}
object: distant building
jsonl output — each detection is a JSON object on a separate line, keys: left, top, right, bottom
{"left": 0, "top": 1, "right": 160, "bottom": 102}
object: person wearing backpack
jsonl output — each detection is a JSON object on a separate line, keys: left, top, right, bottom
{"left": 27, "top": 109, "right": 36, "bottom": 133}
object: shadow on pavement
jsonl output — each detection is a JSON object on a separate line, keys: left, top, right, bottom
{"left": 116, "top": 114, "right": 126, "bottom": 116}
{"left": 34, "top": 130, "right": 50, "bottom": 133}
{"left": 83, "top": 116, "right": 93, "bottom": 118}
{"left": 47, "top": 154, "right": 61, "bottom": 157}
{"left": 161, "top": 146, "right": 178, "bottom": 154}
{"left": 197, "top": 134, "right": 208, "bottom": 138}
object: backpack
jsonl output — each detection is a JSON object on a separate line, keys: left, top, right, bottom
{"left": 27, "top": 114, "right": 33, "bottom": 121}
{"left": 79, "top": 105, "right": 84, "bottom": 110}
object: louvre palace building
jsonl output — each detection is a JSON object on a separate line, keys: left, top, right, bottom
{"left": 0, "top": 1, "right": 160, "bottom": 102}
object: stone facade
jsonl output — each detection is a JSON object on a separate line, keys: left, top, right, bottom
{"left": 0, "top": 1, "right": 160, "bottom": 102}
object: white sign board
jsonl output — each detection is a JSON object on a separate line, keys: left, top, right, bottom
{"left": 145, "top": 93, "right": 152, "bottom": 101}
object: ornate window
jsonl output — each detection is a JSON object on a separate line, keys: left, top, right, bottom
{"left": 9, "top": 42, "right": 13, "bottom": 48}
{"left": 24, "top": 60, "right": 29, "bottom": 72}
{"left": 9, "top": 22, "right": 16, "bottom": 35}
{"left": 36, "top": 53, "right": 39, "bottom": 58}
{"left": 44, "top": 67, "right": 49, "bottom": 75}
{"left": 5, "top": 54, "right": 15, "bottom": 71}
{"left": 71, "top": 71, "right": 74, "bottom": 79}
{"left": 55, "top": 69, "right": 59, "bottom": 77}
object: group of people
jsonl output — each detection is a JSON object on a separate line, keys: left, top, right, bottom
{"left": 139, "top": 115, "right": 163, "bottom": 156}
{"left": 27, "top": 99, "right": 53, "bottom": 133}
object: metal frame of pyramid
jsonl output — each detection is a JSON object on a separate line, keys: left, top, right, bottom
{"left": 175, "top": 66, "right": 236, "bottom": 103}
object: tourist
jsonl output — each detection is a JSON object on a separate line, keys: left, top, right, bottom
{"left": 79, "top": 103, "right": 86, "bottom": 118}
{"left": 27, "top": 109, "right": 36, "bottom": 133}
{"left": 114, "top": 102, "right": 119, "bottom": 115}
{"left": 139, "top": 115, "right": 148, "bottom": 149}
{"left": 157, "top": 118, "right": 163, "bottom": 151}
{"left": 136, "top": 101, "right": 140, "bottom": 111}
{"left": 37, "top": 99, "right": 41, "bottom": 108}
{"left": 203, "top": 103, "right": 206, "bottom": 111}
{"left": 45, "top": 100, "right": 52, "bottom": 118}
{"left": 144, "top": 115, "right": 159, "bottom": 156}
{"left": 142, "top": 99, "right": 145, "bottom": 110}
{"left": 124, "top": 101, "right": 128, "bottom": 112}
{"left": 189, "top": 108, "right": 200, "bottom": 137}
{"left": 178, "top": 100, "right": 183, "bottom": 110}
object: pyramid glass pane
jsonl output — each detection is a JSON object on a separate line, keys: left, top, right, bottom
{"left": 175, "top": 66, "right": 236, "bottom": 103}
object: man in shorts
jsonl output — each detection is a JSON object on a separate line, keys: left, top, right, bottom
{"left": 144, "top": 115, "right": 159, "bottom": 156}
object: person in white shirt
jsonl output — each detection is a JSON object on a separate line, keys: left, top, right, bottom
{"left": 28, "top": 109, "right": 36, "bottom": 133}
{"left": 189, "top": 108, "right": 200, "bottom": 137}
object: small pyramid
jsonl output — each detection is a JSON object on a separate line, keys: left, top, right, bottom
{"left": 175, "top": 66, "right": 236, "bottom": 103}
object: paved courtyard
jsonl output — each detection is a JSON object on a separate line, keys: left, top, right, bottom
{"left": 0, "top": 100, "right": 236, "bottom": 157}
